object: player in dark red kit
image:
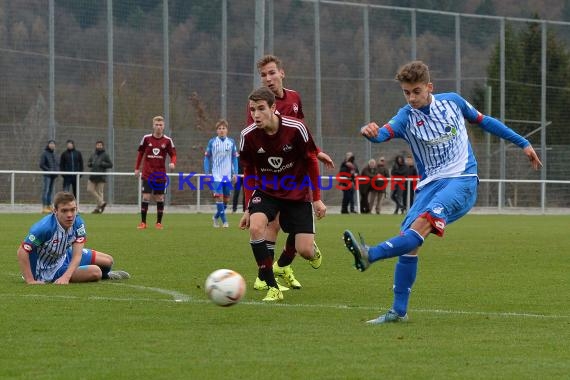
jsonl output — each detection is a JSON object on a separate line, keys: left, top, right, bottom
{"left": 239, "top": 86, "right": 327, "bottom": 302}
{"left": 135, "top": 115, "right": 177, "bottom": 230}
{"left": 247, "top": 55, "right": 334, "bottom": 292}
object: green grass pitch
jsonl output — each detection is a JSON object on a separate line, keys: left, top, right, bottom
{"left": 1, "top": 213, "right": 569, "bottom": 379}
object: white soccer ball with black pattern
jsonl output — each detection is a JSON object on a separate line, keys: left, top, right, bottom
{"left": 205, "top": 269, "right": 246, "bottom": 306}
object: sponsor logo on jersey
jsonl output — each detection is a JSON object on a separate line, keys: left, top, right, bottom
{"left": 152, "top": 148, "right": 160, "bottom": 156}
{"left": 432, "top": 207, "right": 443, "bottom": 214}
{"left": 268, "top": 157, "right": 283, "bottom": 169}
{"left": 426, "top": 126, "right": 458, "bottom": 146}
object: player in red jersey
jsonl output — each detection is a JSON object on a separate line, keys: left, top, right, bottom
{"left": 134, "top": 116, "right": 177, "bottom": 230}
{"left": 239, "top": 86, "right": 327, "bottom": 302}
{"left": 247, "top": 55, "right": 334, "bottom": 291}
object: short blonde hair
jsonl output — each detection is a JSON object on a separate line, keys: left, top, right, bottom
{"left": 153, "top": 115, "right": 164, "bottom": 123}
{"left": 215, "top": 119, "right": 229, "bottom": 129}
{"left": 256, "top": 54, "right": 283, "bottom": 71}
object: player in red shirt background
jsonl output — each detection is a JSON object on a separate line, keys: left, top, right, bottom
{"left": 135, "top": 115, "right": 177, "bottom": 230}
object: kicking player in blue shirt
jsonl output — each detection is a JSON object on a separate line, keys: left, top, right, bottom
{"left": 343, "top": 60, "right": 542, "bottom": 324}
{"left": 17, "top": 191, "right": 130, "bottom": 284}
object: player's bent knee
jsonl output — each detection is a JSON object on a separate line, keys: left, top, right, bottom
{"left": 248, "top": 224, "right": 266, "bottom": 239}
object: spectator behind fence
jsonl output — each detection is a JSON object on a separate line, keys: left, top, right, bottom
{"left": 339, "top": 152, "right": 358, "bottom": 214}
{"left": 390, "top": 155, "right": 407, "bottom": 214}
{"left": 404, "top": 154, "right": 419, "bottom": 208}
{"left": 39, "top": 140, "right": 58, "bottom": 214}
{"left": 87, "top": 141, "right": 113, "bottom": 214}
{"left": 359, "top": 158, "right": 378, "bottom": 214}
{"left": 370, "top": 156, "right": 390, "bottom": 214}
{"left": 60, "top": 139, "right": 84, "bottom": 198}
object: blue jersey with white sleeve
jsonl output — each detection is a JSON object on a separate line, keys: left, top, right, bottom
{"left": 368, "top": 93, "right": 529, "bottom": 189}
{"left": 203, "top": 136, "right": 238, "bottom": 182}
{"left": 21, "top": 213, "right": 87, "bottom": 282}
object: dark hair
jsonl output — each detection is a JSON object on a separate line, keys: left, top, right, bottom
{"left": 96, "top": 140, "right": 104, "bottom": 145}
{"left": 248, "top": 86, "right": 276, "bottom": 108}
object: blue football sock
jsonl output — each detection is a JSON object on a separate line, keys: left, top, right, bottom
{"left": 218, "top": 202, "right": 227, "bottom": 223}
{"left": 214, "top": 202, "right": 224, "bottom": 219}
{"left": 392, "top": 255, "right": 418, "bottom": 317}
{"left": 368, "top": 229, "right": 424, "bottom": 262}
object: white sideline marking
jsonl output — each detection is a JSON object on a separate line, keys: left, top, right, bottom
{"left": 109, "top": 283, "right": 192, "bottom": 302}
{"left": 2, "top": 289, "right": 568, "bottom": 320}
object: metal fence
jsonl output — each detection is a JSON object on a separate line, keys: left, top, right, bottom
{"left": 1, "top": 0, "right": 569, "bottom": 209}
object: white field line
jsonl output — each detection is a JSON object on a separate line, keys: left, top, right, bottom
{"left": 2, "top": 282, "right": 568, "bottom": 320}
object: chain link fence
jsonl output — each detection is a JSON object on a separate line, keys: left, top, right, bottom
{"left": 1, "top": 0, "right": 569, "bottom": 209}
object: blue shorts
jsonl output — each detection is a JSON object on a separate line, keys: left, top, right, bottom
{"left": 401, "top": 176, "right": 478, "bottom": 236}
{"left": 212, "top": 181, "right": 232, "bottom": 198}
{"left": 52, "top": 248, "right": 95, "bottom": 282}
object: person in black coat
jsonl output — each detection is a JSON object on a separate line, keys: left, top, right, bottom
{"left": 390, "top": 155, "right": 408, "bottom": 214}
{"left": 60, "top": 139, "right": 84, "bottom": 197}
{"left": 39, "top": 140, "right": 59, "bottom": 213}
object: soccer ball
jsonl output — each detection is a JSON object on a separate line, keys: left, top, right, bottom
{"left": 205, "top": 269, "right": 246, "bottom": 307}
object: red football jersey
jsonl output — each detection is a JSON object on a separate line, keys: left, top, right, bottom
{"left": 246, "top": 88, "right": 304, "bottom": 124}
{"left": 240, "top": 116, "right": 318, "bottom": 202}
{"left": 135, "top": 134, "right": 176, "bottom": 181}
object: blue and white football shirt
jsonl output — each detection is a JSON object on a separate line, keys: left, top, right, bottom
{"left": 21, "top": 213, "right": 87, "bottom": 282}
{"left": 369, "top": 93, "right": 528, "bottom": 189}
{"left": 204, "top": 136, "right": 238, "bottom": 182}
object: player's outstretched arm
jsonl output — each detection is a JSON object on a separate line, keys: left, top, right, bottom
{"left": 523, "top": 145, "right": 542, "bottom": 170}
{"left": 316, "top": 151, "right": 335, "bottom": 169}
{"left": 360, "top": 122, "right": 381, "bottom": 139}
{"left": 17, "top": 247, "right": 44, "bottom": 285}
{"left": 239, "top": 210, "right": 250, "bottom": 230}
{"left": 313, "top": 200, "right": 326, "bottom": 220}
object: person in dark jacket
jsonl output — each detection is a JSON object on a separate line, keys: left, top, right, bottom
{"left": 39, "top": 140, "right": 58, "bottom": 213}
{"left": 390, "top": 155, "right": 408, "bottom": 214}
{"left": 339, "top": 152, "right": 359, "bottom": 214}
{"left": 87, "top": 141, "right": 113, "bottom": 214}
{"left": 403, "top": 154, "right": 419, "bottom": 209}
{"left": 60, "top": 140, "right": 84, "bottom": 197}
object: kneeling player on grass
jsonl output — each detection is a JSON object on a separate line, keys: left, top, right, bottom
{"left": 17, "top": 191, "right": 130, "bottom": 284}
{"left": 343, "top": 60, "right": 542, "bottom": 324}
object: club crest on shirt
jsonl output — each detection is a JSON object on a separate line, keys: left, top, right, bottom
{"left": 282, "top": 144, "right": 292, "bottom": 152}
{"left": 268, "top": 157, "right": 283, "bottom": 169}
{"left": 251, "top": 196, "right": 262, "bottom": 204}
{"left": 76, "top": 224, "right": 86, "bottom": 236}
